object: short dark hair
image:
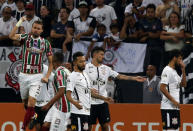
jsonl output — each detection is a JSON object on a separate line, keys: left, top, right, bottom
{"left": 73, "top": 52, "right": 84, "bottom": 62}
{"left": 60, "top": 7, "right": 71, "bottom": 15}
{"left": 168, "top": 49, "right": 182, "bottom": 62}
{"left": 110, "top": 23, "right": 119, "bottom": 30}
{"left": 97, "top": 24, "right": 106, "bottom": 31}
{"left": 146, "top": 4, "right": 156, "bottom": 11}
{"left": 91, "top": 46, "right": 105, "bottom": 58}
{"left": 53, "top": 52, "right": 64, "bottom": 64}
{"left": 32, "top": 20, "right": 43, "bottom": 29}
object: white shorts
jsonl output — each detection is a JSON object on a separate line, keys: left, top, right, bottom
{"left": 44, "top": 106, "right": 70, "bottom": 131}
{"left": 19, "top": 72, "right": 43, "bottom": 100}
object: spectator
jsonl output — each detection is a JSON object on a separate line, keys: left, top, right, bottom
{"left": 90, "top": 0, "right": 117, "bottom": 34}
{"left": 0, "top": 0, "right": 16, "bottom": 15}
{"left": 143, "top": 65, "right": 162, "bottom": 104}
{"left": 33, "top": 0, "right": 54, "bottom": 17}
{"left": 0, "top": 0, "right": 5, "bottom": 10}
{"left": 156, "top": 0, "right": 179, "bottom": 26}
{"left": 0, "top": 6, "right": 17, "bottom": 46}
{"left": 86, "top": 24, "right": 108, "bottom": 60}
{"left": 50, "top": 8, "right": 70, "bottom": 49}
{"left": 67, "top": 1, "right": 96, "bottom": 55}
{"left": 40, "top": 5, "right": 53, "bottom": 39}
{"left": 141, "top": 0, "right": 163, "bottom": 7}
{"left": 160, "top": 12, "right": 185, "bottom": 66}
{"left": 20, "top": 3, "right": 40, "bottom": 34}
{"left": 184, "top": 5, "right": 193, "bottom": 40}
{"left": 124, "top": 0, "right": 144, "bottom": 21}
{"left": 110, "top": 0, "right": 131, "bottom": 29}
{"left": 178, "top": 0, "right": 193, "bottom": 22}
{"left": 13, "top": 0, "right": 25, "bottom": 21}
{"left": 120, "top": 14, "right": 139, "bottom": 42}
{"left": 138, "top": 4, "right": 163, "bottom": 73}
{"left": 108, "top": 23, "right": 122, "bottom": 49}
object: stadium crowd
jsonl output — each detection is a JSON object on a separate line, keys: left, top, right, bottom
{"left": 0, "top": 0, "right": 193, "bottom": 74}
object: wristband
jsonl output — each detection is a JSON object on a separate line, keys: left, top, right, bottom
{"left": 16, "top": 19, "right": 23, "bottom": 27}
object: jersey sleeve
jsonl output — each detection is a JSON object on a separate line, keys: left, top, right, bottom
{"left": 160, "top": 69, "right": 170, "bottom": 85}
{"left": 45, "top": 39, "right": 53, "bottom": 56}
{"left": 110, "top": 6, "right": 117, "bottom": 20}
{"left": 56, "top": 70, "right": 67, "bottom": 88}
{"left": 108, "top": 67, "right": 119, "bottom": 78}
{"left": 67, "top": 74, "right": 75, "bottom": 92}
{"left": 89, "top": 17, "right": 97, "bottom": 28}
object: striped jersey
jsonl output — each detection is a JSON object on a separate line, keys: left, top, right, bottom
{"left": 53, "top": 66, "right": 71, "bottom": 112}
{"left": 19, "top": 34, "right": 52, "bottom": 74}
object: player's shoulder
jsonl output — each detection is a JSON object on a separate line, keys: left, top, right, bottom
{"left": 69, "top": 71, "right": 80, "bottom": 80}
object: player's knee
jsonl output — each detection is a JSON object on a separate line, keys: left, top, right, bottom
{"left": 42, "top": 122, "right": 50, "bottom": 128}
{"left": 28, "top": 96, "right": 36, "bottom": 107}
{"left": 101, "top": 123, "right": 109, "bottom": 130}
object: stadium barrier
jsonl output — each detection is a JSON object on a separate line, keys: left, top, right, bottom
{"left": 0, "top": 103, "right": 193, "bottom": 131}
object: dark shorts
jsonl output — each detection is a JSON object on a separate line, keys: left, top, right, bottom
{"left": 70, "top": 113, "right": 89, "bottom": 131}
{"left": 89, "top": 102, "right": 110, "bottom": 125}
{"left": 161, "top": 109, "right": 181, "bottom": 129}
{"left": 34, "top": 106, "right": 48, "bottom": 125}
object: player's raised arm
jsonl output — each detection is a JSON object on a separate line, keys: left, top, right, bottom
{"left": 9, "top": 16, "right": 26, "bottom": 41}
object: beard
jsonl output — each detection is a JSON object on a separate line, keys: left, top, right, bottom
{"left": 77, "top": 65, "right": 85, "bottom": 71}
{"left": 32, "top": 33, "right": 39, "bottom": 38}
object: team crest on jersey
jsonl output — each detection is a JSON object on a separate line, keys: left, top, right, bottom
{"left": 5, "top": 51, "right": 22, "bottom": 93}
{"left": 172, "top": 117, "right": 178, "bottom": 125}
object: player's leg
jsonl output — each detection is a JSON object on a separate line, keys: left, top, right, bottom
{"left": 41, "top": 106, "right": 55, "bottom": 131}
{"left": 22, "top": 84, "right": 41, "bottom": 130}
{"left": 98, "top": 103, "right": 110, "bottom": 131}
{"left": 88, "top": 105, "right": 98, "bottom": 131}
{"left": 161, "top": 109, "right": 180, "bottom": 131}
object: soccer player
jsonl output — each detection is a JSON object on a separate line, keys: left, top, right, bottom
{"left": 28, "top": 64, "right": 54, "bottom": 131}
{"left": 160, "top": 50, "right": 186, "bottom": 131}
{"left": 41, "top": 52, "right": 71, "bottom": 131}
{"left": 66, "top": 52, "right": 113, "bottom": 131}
{"left": 85, "top": 46, "right": 146, "bottom": 131}
{"left": 9, "top": 16, "right": 53, "bottom": 131}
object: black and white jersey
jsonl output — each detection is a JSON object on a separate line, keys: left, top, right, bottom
{"left": 178, "top": 0, "right": 193, "bottom": 22}
{"left": 85, "top": 63, "right": 119, "bottom": 105}
{"left": 0, "top": 17, "right": 17, "bottom": 36}
{"left": 68, "top": 16, "right": 96, "bottom": 38}
{"left": 13, "top": 8, "right": 25, "bottom": 21}
{"left": 160, "top": 66, "right": 181, "bottom": 110}
{"left": 67, "top": 71, "right": 91, "bottom": 115}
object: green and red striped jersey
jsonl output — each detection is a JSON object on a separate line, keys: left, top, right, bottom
{"left": 19, "top": 34, "right": 52, "bottom": 74}
{"left": 53, "top": 66, "right": 71, "bottom": 113}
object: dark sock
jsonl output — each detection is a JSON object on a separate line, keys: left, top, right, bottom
{"left": 22, "top": 107, "right": 35, "bottom": 129}
{"left": 41, "top": 126, "right": 49, "bottom": 131}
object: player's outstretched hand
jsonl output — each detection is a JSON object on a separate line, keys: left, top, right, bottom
{"left": 41, "top": 77, "right": 48, "bottom": 83}
{"left": 135, "top": 76, "right": 146, "bottom": 82}
{"left": 105, "top": 97, "right": 114, "bottom": 104}
{"left": 75, "top": 101, "right": 83, "bottom": 110}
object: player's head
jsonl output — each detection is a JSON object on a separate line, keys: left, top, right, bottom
{"left": 31, "top": 20, "right": 43, "bottom": 38}
{"left": 146, "top": 65, "right": 156, "bottom": 78}
{"left": 168, "top": 49, "right": 183, "bottom": 67}
{"left": 146, "top": 4, "right": 156, "bottom": 19}
{"left": 91, "top": 46, "right": 105, "bottom": 64}
{"left": 97, "top": 24, "right": 106, "bottom": 36}
{"left": 73, "top": 52, "right": 86, "bottom": 71}
{"left": 53, "top": 52, "right": 64, "bottom": 70}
